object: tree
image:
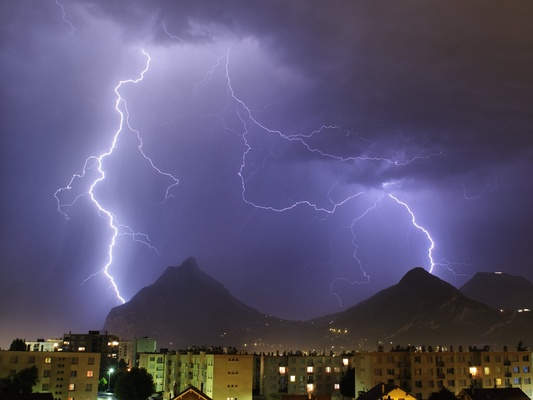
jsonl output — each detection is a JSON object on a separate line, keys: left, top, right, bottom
{"left": 9, "top": 339, "right": 26, "bottom": 351}
{"left": 0, "top": 366, "right": 38, "bottom": 393}
{"left": 428, "top": 387, "right": 457, "bottom": 400}
{"left": 339, "top": 367, "right": 356, "bottom": 398}
{"left": 114, "top": 367, "right": 155, "bottom": 400}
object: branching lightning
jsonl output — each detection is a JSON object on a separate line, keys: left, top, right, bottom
{"left": 54, "top": 35, "right": 454, "bottom": 310}
{"left": 54, "top": 50, "right": 179, "bottom": 303}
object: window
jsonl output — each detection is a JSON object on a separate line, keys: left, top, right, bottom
{"left": 290, "top": 375, "right": 296, "bottom": 382}
{"left": 307, "top": 366, "right": 313, "bottom": 373}
{"left": 78, "top": 346, "right": 85, "bottom": 351}
{"left": 88, "top": 357, "right": 94, "bottom": 365}
{"left": 386, "top": 368, "right": 394, "bottom": 375}
{"left": 71, "top": 357, "right": 78, "bottom": 364}
{"left": 514, "top": 378, "right": 521, "bottom": 385}
{"left": 85, "top": 384, "right": 92, "bottom": 391}
{"left": 524, "top": 377, "right": 532, "bottom": 385}
{"left": 495, "top": 378, "right": 502, "bottom": 386}
{"left": 343, "top": 358, "right": 349, "bottom": 366}
{"left": 334, "top": 383, "right": 340, "bottom": 390}
{"left": 415, "top": 368, "right": 422, "bottom": 376}
{"left": 414, "top": 356, "right": 421, "bottom": 363}
{"left": 523, "top": 355, "right": 530, "bottom": 362}
{"left": 513, "top": 366, "right": 520, "bottom": 373}
{"left": 447, "top": 380, "right": 455, "bottom": 387}
{"left": 10, "top": 356, "right": 18, "bottom": 363}
{"left": 325, "top": 367, "right": 331, "bottom": 373}
{"left": 68, "top": 383, "right": 75, "bottom": 391}
{"left": 86, "top": 370, "right": 93, "bottom": 378}
{"left": 484, "top": 367, "right": 490, "bottom": 375}
{"left": 524, "top": 366, "right": 530, "bottom": 373}
{"left": 447, "top": 367, "right": 455, "bottom": 374}
{"left": 70, "top": 371, "right": 77, "bottom": 377}
{"left": 43, "top": 370, "right": 51, "bottom": 378}
{"left": 279, "top": 366, "right": 286, "bottom": 374}
{"left": 415, "top": 381, "right": 422, "bottom": 388}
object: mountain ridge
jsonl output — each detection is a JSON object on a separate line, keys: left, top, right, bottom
{"left": 103, "top": 259, "right": 533, "bottom": 351}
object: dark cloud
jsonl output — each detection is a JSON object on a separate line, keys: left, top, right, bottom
{"left": 1, "top": 0, "right": 533, "bottom": 348}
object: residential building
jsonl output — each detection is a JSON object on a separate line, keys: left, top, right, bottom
{"left": 259, "top": 351, "right": 349, "bottom": 400}
{"left": 61, "top": 330, "right": 119, "bottom": 379}
{"left": 0, "top": 350, "right": 100, "bottom": 400}
{"left": 352, "top": 348, "right": 533, "bottom": 400}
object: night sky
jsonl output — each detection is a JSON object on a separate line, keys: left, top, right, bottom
{"left": 1, "top": 0, "right": 533, "bottom": 348}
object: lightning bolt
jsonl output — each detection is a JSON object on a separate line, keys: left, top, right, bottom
{"left": 387, "top": 193, "right": 436, "bottom": 272}
{"left": 53, "top": 0, "right": 76, "bottom": 38}
{"left": 212, "top": 50, "right": 456, "bottom": 306}
{"left": 54, "top": 50, "right": 179, "bottom": 303}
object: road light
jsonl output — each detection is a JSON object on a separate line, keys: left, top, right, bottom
{"left": 108, "top": 367, "right": 115, "bottom": 390}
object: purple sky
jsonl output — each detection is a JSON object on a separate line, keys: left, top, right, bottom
{"left": 1, "top": 0, "right": 533, "bottom": 348}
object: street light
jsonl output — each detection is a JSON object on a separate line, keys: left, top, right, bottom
{"left": 108, "top": 367, "right": 115, "bottom": 390}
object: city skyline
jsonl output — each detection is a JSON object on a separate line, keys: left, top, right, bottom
{"left": 1, "top": 0, "right": 533, "bottom": 348}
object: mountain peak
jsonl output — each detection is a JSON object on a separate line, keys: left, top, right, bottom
{"left": 399, "top": 267, "right": 431, "bottom": 285}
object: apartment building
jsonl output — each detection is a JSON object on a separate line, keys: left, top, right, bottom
{"left": 177, "top": 349, "right": 254, "bottom": 400}
{"left": 137, "top": 348, "right": 254, "bottom": 400}
{"left": 138, "top": 351, "right": 179, "bottom": 397}
{"left": 352, "top": 348, "right": 533, "bottom": 400}
{"left": 0, "top": 350, "right": 101, "bottom": 400}
{"left": 61, "top": 330, "right": 119, "bottom": 380}
{"left": 259, "top": 351, "right": 349, "bottom": 400}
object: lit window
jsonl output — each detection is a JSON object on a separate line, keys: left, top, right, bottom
{"left": 343, "top": 358, "right": 349, "bottom": 366}
{"left": 45, "top": 358, "right": 52, "bottom": 364}
{"left": 78, "top": 346, "right": 85, "bottom": 351}
{"left": 307, "top": 383, "right": 314, "bottom": 393}
{"left": 279, "top": 366, "right": 286, "bottom": 374}
{"left": 290, "top": 375, "right": 296, "bottom": 382}
{"left": 325, "top": 367, "right": 331, "bottom": 373}
{"left": 334, "top": 383, "right": 340, "bottom": 390}
{"left": 86, "top": 370, "right": 94, "bottom": 378}
{"left": 484, "top": 367, "right": 490, "bottom": 375}
{"left": 307, "top": 366, "right": 313, "bottom": 374}
{"left": 68, "top": 383, "right": 75, "bottom": 391}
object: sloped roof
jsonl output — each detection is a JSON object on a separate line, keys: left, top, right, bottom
{"left": 357, "top": 383, "right": 415, "bottom": 400}
{"left": 171, "top": 385, "right": 213, "bottom": 400}
{"left": 458, "top": 388, "right": 530, "bottom": 400}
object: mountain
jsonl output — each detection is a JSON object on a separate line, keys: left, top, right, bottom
{"left": 311, "top": 267, "right": 513, "bottom": 349}
{"left": 459, "top": 272, "right": 533, "bottom": 311}
{"left": 102, "top": 257, "right": 321, "bottom": 350}
{"left": 104, "top": 261, "right": 533, "bottom": 352}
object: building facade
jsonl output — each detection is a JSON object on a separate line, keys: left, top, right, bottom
{"left": 352, "top": 348, "right": 533, "bottom": 400}
{"left": 0, "top": 350, "right": 101, "bottom": 400}
{"left": 259, "top": 351, "right": 349, "bottom": 400}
